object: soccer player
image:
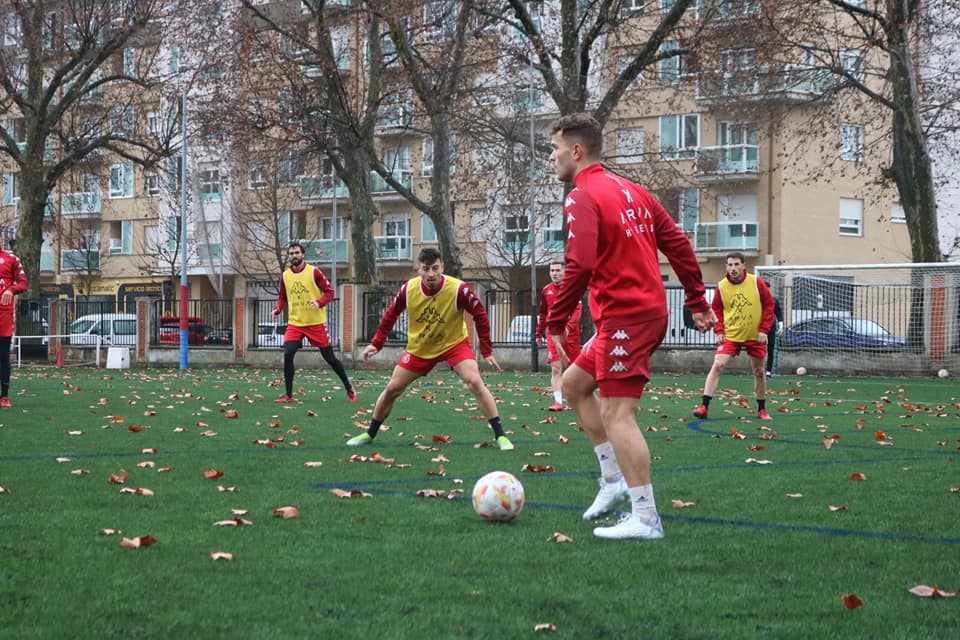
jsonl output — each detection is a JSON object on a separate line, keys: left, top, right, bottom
{"left": 0, "top": 241, "right": 28, "bottom": 408}
{"left": 765, "top": 296, "right": 783, "bottom": 379}
{"left": 347, "top": 247, "right": 513, "bottom": 451}
{"left": 535, "top": 260, "right": 582, "bottom": 411}
{"left": 272, "top": 242, "right": 357, "bottom": 404}
{"left": 546, "top": 113, "right": 716, "bottom": 540}
{"left": 693, "top": 252, "right": 776, "bottom": 420}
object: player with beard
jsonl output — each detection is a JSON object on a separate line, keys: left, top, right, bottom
{"left": 693, "top": 252, "right": 775, "bottom": 420}
{"left": 272, "top": 242, "right": 357, "bottom": 404}
{"left": 0, "top": 242, "right": 28, "bottom": 408}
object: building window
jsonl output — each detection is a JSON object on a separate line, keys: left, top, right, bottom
{"left": 145, "top": 172, "right": 160, "bottom": 197}
{"left": 109, "top": 163, "right": 134, "bottom": 199}
{"left": 280, "top": 210, "right": 308, "bottom": 242}
{"left": 199, "top": 166, "right": 221, "bottom": 202}
{"left": 2, "top": 172, "right": 20, "bottom": 205}
{"left": 248, "top": 160, "right": 268, "bottom": 189}
{"left": 123, "top": 48, "right": 136, "bottom": 76}
{"left": 840, "top": 123, "right": 864, "bottom": 161}
{"left": 615, "top": 128, "right": 645, "bottom": 164}
{"left": 421, "top": 214, "right": 437, "bottom": 243}
{"left": 321, "top": 217, "right": 346, "bottom": 240}
{"left": 840, "top": 49, "right": 865, "bottom": 83}
{"left": 109, "top": 220, "right": 134, "bottom": 255}
{"left": 660, "top": 41, "right": 681, "bottom": 85}
{"left": 146, "top": 111, "right": 162, "bottom": 137}
{"left": 890, "top": 202, "right": 906, "bottom": 224}
{"left": 503, "top": 212, "right": 529, "bottom": 251}
{"left": 278, "top": 151, "right": 304, "bottom": 186}
{"left": 839, "top": 198, "right": 863, "bottom": 236}
{"left": 422, "top": 138, "right": 434, "bottom": 177}
{"left": 110, "top": 105, "right": 134, "bottom": 136}
{"left": 659, "top": 114, "right": 699, "bottom": 160}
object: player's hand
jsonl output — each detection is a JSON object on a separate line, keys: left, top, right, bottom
{"left": 757, "top": 332, "right": 768, "bottom": 345}
{"left": 0, "top": 290, "right": 11, "bottom": 306}
{"left": 484, "top": 355, "right": 502, "bottom": 372}
{"left": 361, "top": 344, "right": 379, "bottom": 360}
{"left": 271, "top": 307, "right": 281, "bottom": 317}
{"left": 776, "top": 321, "right": 784, "bottom": 336}
{"left": 715, "top": 332, "right": 724, "bottom": 345}
{"left": 309, "top": 299, "right": 321, "bottom": 309}
{"left": 691, "top": 309, "right": 718, "bottom": 333}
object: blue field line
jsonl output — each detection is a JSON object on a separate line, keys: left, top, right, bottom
{"left": 311, "top": 482, "right": 960, "bottom": 545}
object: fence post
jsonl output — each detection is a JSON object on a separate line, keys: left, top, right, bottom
{"left": 136, "top": 298, "right": 150, "bottom": 366}
{"left": 48, "top": 300, "right": 59, "bottom": 363}
{"left": 234, "top": 296, "right": 245, "bottom": 364}
{"left": 342, "top": 283, "right": 354, "bottom": 357}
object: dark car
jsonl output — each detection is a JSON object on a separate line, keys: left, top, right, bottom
{"left": 206, "top": 328, "right": 233, "bottom": 345}
{"left": 782, "top": 317, "right": 905, "bottom": 350}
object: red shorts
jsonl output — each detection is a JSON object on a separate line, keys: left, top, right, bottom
{"left": 398, "top": 339, "right": 475, "bottom": 376}
{"left": 546, "top": 331, "right": 581, "bottom": 364}
{"left": 576, "top": 315, "right": 667, "bottom": 399}
{"left": 0, "top": 309, "right": 12, "bottom": 338}
{"left": 285, "top": 323, "right": 331, "bottom": 348}
{"left": 716, "top": 340, "right": 766, "bottom": 359}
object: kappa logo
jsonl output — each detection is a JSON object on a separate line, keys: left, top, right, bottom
{"left": 609, "top": 345, "right": 629, "bottom": 357}
{"left": 611, "top": 329, "right": 630, "bottom": 340}
{"left": 609, "top": 362, "right": 628, "bottom": 373}
{"left": 565, "top": 195, "right": 576, "bottom": 208}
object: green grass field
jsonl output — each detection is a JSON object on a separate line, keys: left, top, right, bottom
{"left": 1, "top": 365, "right": 958, "bottom": 639}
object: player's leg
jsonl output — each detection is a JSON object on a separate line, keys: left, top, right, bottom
{"left": 0, "top": 335, "right": 11, "bottom": 407}
{"left": 451, "top": 357, "right": 512, "bottom": 450}
{"left": 347, "top": 364, "right": 421, "bottom": 445}
{"left": 277, "top": 340, "right": 300, "bottom": 402}
{"left": 695, "top": 351, "right": 732, "bottom": 418}
{"left": 319, "top": 346, "right": 357, "bottom": 402}
{"left": 548, "top": 359, "right": 564, "bottom": 409}
{"left": 750, "top": 352, "right": 771, "bottom": 419}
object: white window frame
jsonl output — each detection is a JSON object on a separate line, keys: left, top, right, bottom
{"left": 659, "top": 114, "right": 700, "bottom": 160}
{"left": 422, "top": 137, "right": 434, "bottom": 177}
{"left": 109, "top": 163, "right": 134, "bottom": 199}
{"left": 840, "top": 123, "right": 864, "bottom": 162}
{"left": 145, "top": 171, "right": 160, "bottom": 197}
{"left": 839, "top": 197, "right": 863, "bottom": 236}
{"left": 890, "top": 202, "right": 906, "bottom": 224}
{"left": 200, "top": 166, "right": 222, "bottom": 202}
{"left": 248, "top": 161, "right": 268, "bottom": 189}
{"left": 840, "top": 49, "right": 865, "bottom": 83}
{"left": 421, "top": 214, "right": 437, "bottom": 243}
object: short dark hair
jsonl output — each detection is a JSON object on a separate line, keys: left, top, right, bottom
{"left": 549, "top": 260, "right": 565, "bottom": 269}
{"left": 550, "top": 113, "right": 603, "bottom": 157}
{"left": 288, "top": 242, "right": 305, "bottom": 253}
{"left": 418, "top": 247, "right": 442, "bottom": 264}
{"left": 725, "top": 251, "right": 745, "bottom": 263}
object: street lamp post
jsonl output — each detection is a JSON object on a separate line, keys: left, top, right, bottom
{"left": 527, "top": 62, "right": 538, "bottom": 373}
{"left": 179, "top": 83, "right": 189, "bottom": 370}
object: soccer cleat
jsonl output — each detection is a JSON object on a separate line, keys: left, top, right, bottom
{"left": 346, "top": 432, "right": 373, "bottom": 446}
{"left": 693, "top": 404, "right": 708, "bottom": 419}
{"left": 582, "top": 476, "right": 629, "bottom": 521}
{"left": 547, "top": 402, "right": 564, "bottom": 412}
{"left": 496, "top": 435, "right": 515, "bottom": 451}
{"left": 757, "top": 409, "right": 772, "bottom": 420}
{"left": 346, "top": 389, "right": 359, "bottom": 403}
{"left": 274, "top": 395, "right": 296, "bottom": 404}
{"left": 0, "top": 397, "right": 10, "bottom": 409}
{"left": 765, "top": 371, "right": 772, "bottom": 379}
{"left": 593, "top": 513, "right": 664, "bottom": 540}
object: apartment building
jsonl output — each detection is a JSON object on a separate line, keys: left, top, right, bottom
{"left": 0, "top": 0, "right": 922, "bottom": 315}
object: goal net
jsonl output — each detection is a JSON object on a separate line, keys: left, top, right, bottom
{"left": 755, "top": 263, "right": 960, "bottom": 377}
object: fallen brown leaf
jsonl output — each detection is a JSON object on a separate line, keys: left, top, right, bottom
{"left": 120, "top": 535, "right": 157, "bottom": 549}
{"left": 209, "top": 551, "right": 234, "bottom": 561}
{"left": 841, "top": 594, "right": 863, "bottom": 609}
{"left": 907, "top": 585, "right": 956, "bottom": 598}
{"left": 272, "top": 506, "right": 300, "bottom": 520}
{"left": 204, "top": 468, "right": 224, "bottom": 480}
{"left": 547, "top": 532, "right": 573, "bottom": 543}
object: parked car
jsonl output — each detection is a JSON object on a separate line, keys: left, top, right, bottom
{"left": 257, "top": 323, "right": 290, "bottom": 347}
{"left": 782, "top": 317, "right": 906, "bottom": 350}
{"left": 506, "top": 315, "right": 535, "bottom": 344}
{"left": 158, "top": 316, "right": 209, "bottom": 345}
{"left": 205, "top": 328, "right": 233, "bottom": 345}
{"left": 68, "top": 314, "right": 137, "bottom": 346}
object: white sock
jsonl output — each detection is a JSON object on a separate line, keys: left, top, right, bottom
{"left": 593, "top": 442, "right": 621, "bottom": 481}
{"left": 553, "top": 390, "right": 563, "bottom": 404}
{"left": 628, "top": 484, "right": 658, "bottom": 522}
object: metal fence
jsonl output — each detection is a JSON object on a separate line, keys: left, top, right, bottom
{"left": 250, "top": 298, "right": 341, "bottom": 348}
{"left": 484, "top": 289, "right": 536, "bottom": 345}
{"left": 360, "top": 286, "right": 406, "bottom": 344}
{"left": 149, "top": 299, "right": 234, "bottom": 347}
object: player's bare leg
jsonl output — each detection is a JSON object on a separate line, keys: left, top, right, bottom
{"left": 347, "top": 366, "right": 420, "bottom": 445}
{"left": 452, "top": 358, "right": 512, "bottom": 450}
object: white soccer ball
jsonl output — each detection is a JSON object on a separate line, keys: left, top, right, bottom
{"left": 938, "top": 369, "right": 949, "bottom": 379}
{"left": 472, "top": 471, "right": 525, "bottom": 522}
{"left": 796, "top": 366, "right": 807, "bottom": 376}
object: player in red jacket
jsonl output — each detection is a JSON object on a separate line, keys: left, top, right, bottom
{"left": 546, "top": 113, "right": 716, "bottom": 540}
{"left": 0, "top": 244, "right": 29, "bottom": 408}
{"left": 535, "top": 260, "right": 582, "bottom": 411}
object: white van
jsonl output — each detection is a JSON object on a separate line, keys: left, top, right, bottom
{"left": 68, "top": 314, "right": 137, "bottom": 346}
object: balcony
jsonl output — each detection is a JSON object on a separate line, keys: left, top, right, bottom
{"left": 374, "top": 235, "right": 412, "bottom": 262}
{"left": 300, "top": 175, "right": 348, "bottom": 201}
{"left": 368, "top": 170, "right": 411, "bottom": 195}
{"left": 60, "top": 249, "right": 100, "bottom": 272}
{"left": 695, "top": 221, "right": 758, "bottom": 253}
{"left": 301, "top": 239, "right": 348, "bottom": 263}
{"left": 695, "top": 145, "right": 760, "bottom": 182}
{"left": 62, "top": 191, "right": 102, "bottom": 216}
{"left": 697, "top": 65, "right": 834, "bottom": 104}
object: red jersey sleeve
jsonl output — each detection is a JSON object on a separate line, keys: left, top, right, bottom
{"left": 7, "top": 254, "right": 27, "bottom": 295}
{"left": 458, "top": 282, "right": 493, "bottom": 358}
{"left": 535, "top": 286, "right": 549, "bottom": 341}
{"left": 312, "top": 266, "right": 335, "bottom": 307}
{"left": 712, "top": 285, "right": 725, "bottom": 335}
{"left": 651, "top": 201, "right": 709, "bottom": 314}
{"left": 273, "top": 277, "right": 288, "bottom": 314}
{"left": 370, "top": 283, "right": 409, "bottom": 350}
{"left": 757, "top": 276, "right": 775, "bottom": 335}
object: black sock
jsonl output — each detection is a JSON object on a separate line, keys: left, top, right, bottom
{"left": 757, "top": 399, "right": 766, "bottom": 411}
{"left": 0, "top": 336, "right": 10, "bottom": 397}
{"left": 488, "top": 416, "right": 504, "bottom": 438}
{"left": 283, "top": 342, "right": 298, "bottom": 396}
{"left": 320, "top": 346, "right": 352, "bottom": 391}
{"left": 367, "top": 419, "right": 383, "bottom": 438}
{"left": 702, "top": 395, "right": 712, "bottom": 407}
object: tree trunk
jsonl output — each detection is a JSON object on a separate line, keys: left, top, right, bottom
{"left": 15, "top": 174, "right": 48, "bottom": 299}
{"left": 339, "top": 148, "right": 378, "bottom": 287}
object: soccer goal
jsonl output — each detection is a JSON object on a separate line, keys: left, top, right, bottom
{"left": 755, "top": 263, "right": 960, "bottom": 377}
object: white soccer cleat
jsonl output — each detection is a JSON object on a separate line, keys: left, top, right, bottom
{"left": 593, "top": 513, "right": 664, "bottom": 540}
{"left": 582, "top": 476, "right": 629, "bottom": 521}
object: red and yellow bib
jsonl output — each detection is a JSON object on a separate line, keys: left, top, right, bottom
{"left": 283, "top": 265, "right": 327, "bottom": 327}
{"left": 405, "top": 276, "right": 468, "bottom": 358}
{"left": 718, "top": 273, "right": 761, "bottom": 342}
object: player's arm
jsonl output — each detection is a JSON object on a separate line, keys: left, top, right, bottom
{"left": 313, "top": 267, "right": 336, "bottom": 308}
{"left": 272, "top": 277, "right": 287, "bottom": 317}
{"left": 711, "top": 288, "right": 725, "bottom": 341}
{"left": 458, "top": 282, "right": 494, "bottom": 358}
{"left": 535, "top": 289, "right": 548, "bottom": 343}
{"left": 547, "top": 195, "right": 596, "bottom": 336}
{"left": 9, "top": 255, "right": 27, "bottom": 295}
{"left": 756, "top": 277, "right": 776, "bottom": 335}
{"left": 367, "top": 283, "right": 408, "bottom": 353}
{"left": 652, "top": 200, "right": 710, "bottom": 315}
